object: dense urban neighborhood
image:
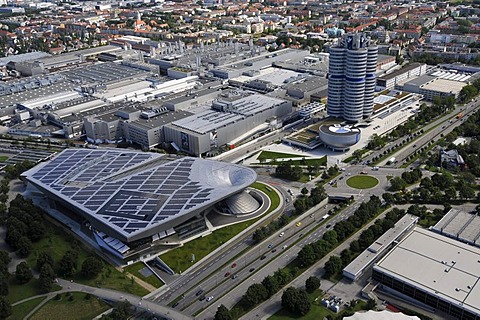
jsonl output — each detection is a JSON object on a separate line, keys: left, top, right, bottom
{"left": 0, "top": 0, "right": 479, "bottom": 320}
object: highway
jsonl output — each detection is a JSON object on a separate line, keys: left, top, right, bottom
{"left": 390, "top": 98, "right": 480, "bottom": 168}
{"left": 363, "top": 98, "right": 480, "bottom": 167}
{"left": 194, "top": 201, "right": 371, "bottom": 319}
{"left": 147, "top": 100, "right": 480, "bottom": 318}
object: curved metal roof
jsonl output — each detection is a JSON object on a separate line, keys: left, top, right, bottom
{"left": 23, "top": 149, "right": 257, "bottom": 240}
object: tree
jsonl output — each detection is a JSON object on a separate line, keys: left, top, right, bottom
{"left": 58, "top": 250, "right": 78, "bottom": 278}
{"left": 0, "top": 297, "right": 12, "bottom": 320}
{"left": 324, "top": 256, "right": 343, "bottom": 277}
{"left": 301, "top": 187, "right": 309, "bottom": 196}
{"left": 262, "top": 275, "right": 279, "bottom": 296}
{"left": 16, "top": 236, "right": 32, "bottom": 257}
{"left": 39, "top": 263, "right": 55, "bottom": 293}
{"left": 389, "top": 177, "right": 407, "bottom": 192}
{"left": 244, "top": 283, "right": 268, "bottom": 307}
{"left": 0, "top": 276, "right": 8, "bottom": 296}
{"left": 298, "top": 245, "right": 317, "bottom": 267}
{"left": 81, "top": 257, "right": 103, "bottom": 278}
{"left": 0, "top": 251, "right": 10, "bottom": 276}
{"left": 107, "top": 300, "right": 132, "bottom": 320}
{"left": 352, "top": 149, "right": 363, "bottom": 161}
{"left": 281, "top": 287, "right": 311, "bottom": 316}
{"left": 214, "top": 304, "right": 232, "bottom": 320}
{"left": 15, "top": 262, "right": 32, "bottom": 284}
{"left": 36, "top": 251, "right": 54, "bottom": 271}
{"left": 305, "top": 276, "right": 320, "bottom": 293}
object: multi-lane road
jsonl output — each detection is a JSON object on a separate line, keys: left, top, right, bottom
{"left": 144, "top": 99, "right": 480, "bottom": 319}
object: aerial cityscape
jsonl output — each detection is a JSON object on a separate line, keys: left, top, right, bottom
{"left": 0, "top": 0, "right": 479, "bottom": 320}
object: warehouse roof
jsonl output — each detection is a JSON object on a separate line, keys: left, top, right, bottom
{"left": 433, "top": 208, "right": 480, "bottom": 248}
{"left": 343, "top": 214, "right": 418, "bottom": 280}
{"left": 378, "top": 63, "right": 425, "bottom": 81}
{"left": 374, "top": 228, "right": 480, "bottom": 316}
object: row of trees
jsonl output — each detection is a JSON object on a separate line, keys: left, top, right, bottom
{"left": 384, "top": 171, "right": 479, "bottom": 205}
{"left": 293, "top": 186, "right": 327, "bottom": 215}
{"left": 252, "top": 185, "right": 327, "bottom": 243}
{"left": 5, "top": 195, "right": 46, "bottom": 258}
{"left": 389, "top": 168, "right": 423, "bottom": 192}
{"left": 458, "top": 79, "right": 480, "bottom": 104}
{"left": 324, "top": 208, "right": 406, "bottom": 278}
{"left": 297, "top": 196, "right": 384, "bottom": 267}
{"left": 275, "top": 161, "right": 304, "bottom": 181}
{"left": 215, "top": 276, "right": 320, "bottom": 320}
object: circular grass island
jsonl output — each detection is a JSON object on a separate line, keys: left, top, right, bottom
{"left": 346, "top": 175, "right": 379, "bottom": 189}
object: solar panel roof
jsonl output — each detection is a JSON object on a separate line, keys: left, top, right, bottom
{"left": 23, "top": 149, "right": 257, "bottom": 241}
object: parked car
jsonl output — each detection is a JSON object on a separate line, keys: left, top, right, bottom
{"left": 196, "top": 289, "right": 204, "bottom": 296}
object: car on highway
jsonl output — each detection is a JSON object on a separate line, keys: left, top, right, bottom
{"left": 206, "top": 296, "right": 214, "bottom": 302}
{"left": 296, "top": 222, "right": 302, "bottom": 227}
{"left": 231, "top": 263, "right": 237, "bottom": 268}
{"left": 249, "top": 267, "right": 255, "bottom": 272}
{"left": 279, "top": 232, "right": 285, "bottom": 237}
{"left": 326, "top": 224, "right": 332, "bottom": 228}
{"left": 172, "top": 302, "right": 180, "bottom": 308}
{"left": 199, "top": 295, "right": 206, "bottom": 301}
{"left": 271, "top": 248, "right": 277, "bottom": 253}
{"left": 224, "top": 272, "right": 231, "bottom": 277}
{"left": 267, "top": 243, "right": 273, "bottom": 248}
{"left": 231, "top": 274, "right": 238, "bottom": 279}
{"left": 196, "top": 289, "right": 204, "bottom": 296}
{"left": 260, "top": 255, "right": 267, "bottom": 260}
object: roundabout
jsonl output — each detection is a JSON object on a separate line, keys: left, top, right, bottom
{"left": 346, "top": 175, "right": 379, "bottom": 189}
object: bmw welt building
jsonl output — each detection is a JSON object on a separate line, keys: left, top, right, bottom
{"left": 22, "top": 149, "right": 260, "bottom": 263}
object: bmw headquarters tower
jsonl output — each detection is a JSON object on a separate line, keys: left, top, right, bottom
{"left": 327, "top": 32, "right": 378, "bottom": 122}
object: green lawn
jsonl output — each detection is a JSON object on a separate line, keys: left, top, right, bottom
{"left": 346, "top": 175, "right": 379, "bottom": 189}
{"left": 7, "top": 278, "right": 61, "bottom": 304}
{"left": 0, "top": 155, "right": 9, "bottom": 162}
{"left": 124, "top": 262, "right": 164, "bottom": 288}
{"left": 9, "top": 297, "right": 46, "bottom": 320}
{"left": 160, "top": 182, "right": 280, "bottom": 274}
{"left": 257, "top": 151, "right": 305, "bottom": 160}
{"left": 30, "top": 292, "right": 110, "bottom": 320}
{"left": 26, "top": 221, "right": 148, "bottom": 296}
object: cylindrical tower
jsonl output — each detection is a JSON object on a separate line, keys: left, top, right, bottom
{"left": 327, "top": 32, "right": 377, "bottom": 122}
{"left": 327, "top": 47, "right": 346, "bottom": 119}
{"left": 364, "top": 45, "right": 378, "bottom": 118}
{"left": 343, "top": 48, "right": 367, "bottom": 122}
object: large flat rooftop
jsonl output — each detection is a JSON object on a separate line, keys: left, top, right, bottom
{"left": 343, "top": 214, "right": 418, "bottom": 280}
{"left": 421, "top": 78, "right": 466, "bottom": 93}
{"left": 432, "top": 208, "right": 480, "bottom": 248}
{"left": 374, "top": 227, "right": 480, "bottom": 316}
